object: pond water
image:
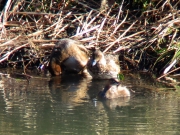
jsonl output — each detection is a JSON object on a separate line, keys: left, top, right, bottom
{"left": 0, "top": 70, "right": 180, "bottom": 135}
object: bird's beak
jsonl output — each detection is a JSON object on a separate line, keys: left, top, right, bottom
{"left": 92, "top": 60, "right": 97, "bottom": 66}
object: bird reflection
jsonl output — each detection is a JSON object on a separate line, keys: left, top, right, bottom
{"left": 49, "top": 74, "right": 91, "bottom": 107}
{"left": 101, "top": 97, "right": 130, "bottom": 110}
{"left": 88, "top": 79, "right": 131, "bottom": 110}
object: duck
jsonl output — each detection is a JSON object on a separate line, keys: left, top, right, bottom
{"left": 87, "top": 48, "right": 120, "bottom": 79}
{"left": 98, "top": 78, "right": 130, "bottom": 99}
{"left": 48, "top": 38, "right": 89, "bottom": 76}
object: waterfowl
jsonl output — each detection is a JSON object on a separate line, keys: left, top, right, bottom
{"left": 87, "top": 48, "right": 120, "bottom": 79}
{"left": 98, "top": 78, "right": 130, "bottom": 99}
{"left": 48, "top": 39, "right": 89, "bottom": 76}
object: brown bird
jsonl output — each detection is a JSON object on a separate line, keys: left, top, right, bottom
{"left": 49, "top": 39, "right": 89, "bottom": 76}
{"left": 87, "top": 48, "right": 120, "bottom": 79}
{"left": 98, "top": 78, "right": 130, "bottom": 99}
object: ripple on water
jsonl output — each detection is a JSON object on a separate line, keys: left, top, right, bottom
{"left": 0, "top": 71, "right": 180, "bottom": 134}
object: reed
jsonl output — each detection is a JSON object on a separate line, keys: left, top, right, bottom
{"left": 0, "top": 0, "right": 179, "bottom": 79}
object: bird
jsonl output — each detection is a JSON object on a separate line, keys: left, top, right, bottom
{"left": 87, "top": 48, "right": 120, "bottom": 79}
{"left": 98, "top": 78, "right": 130, "bottom": 99}
{"left": 48, "top": 38, "right": 89, "bottom": 76}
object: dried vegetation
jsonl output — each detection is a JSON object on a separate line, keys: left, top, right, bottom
{"left": 0, "top": 0, "right": 180, "bottom": 79}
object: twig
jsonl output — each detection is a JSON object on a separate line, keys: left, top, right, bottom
{"left": 0, "top": 43, "right": 29, "bottom": 63}
{"left": 103, "top": 20, "right": 138, "bottom": 53}
{"left": 72, "top": 25, "right": 100, "bottom": 37}
{"left": 96, "top": 8, "right": 111, "bottom": 41}
{"left": 111, "top": 10, "right": 128, "bottom": 35}
{"left": 157, "top": 66, "right": 180, "bottom": 80}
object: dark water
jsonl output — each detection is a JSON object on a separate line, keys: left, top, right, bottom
{"left": 0, "top": 71, "right": 180, "bottom": 135}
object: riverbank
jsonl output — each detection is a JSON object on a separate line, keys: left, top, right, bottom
{"left": 0, "top": 0, "right": 180, "bottom": 79}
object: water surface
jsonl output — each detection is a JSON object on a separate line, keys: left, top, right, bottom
{"left": 0, "top": 71, "right": 180, "bottom": 135}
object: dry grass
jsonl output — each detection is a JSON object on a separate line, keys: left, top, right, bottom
{"left": 0, "top": 0, "right": 180, "bottom": 78}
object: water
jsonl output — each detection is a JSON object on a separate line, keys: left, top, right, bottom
{"left": 0, "top": 71, "right": 180, "bottom": 135}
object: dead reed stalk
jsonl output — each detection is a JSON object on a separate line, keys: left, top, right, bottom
{"left": 0, "top": 0, "right": 179, "bottom": 78}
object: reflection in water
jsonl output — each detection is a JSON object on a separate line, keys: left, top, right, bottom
{"left": 100, "top": 97, "right": 130, "bottom": 110}
{"left": 91, "top": 97, "right": 130, "bottom": 134}
{"left": 0, "top": 71, "right": 180, "bottom": 134}
{"left": 0, "top": 75, "right": 51, "bottom": 133}
{"left": 49, "top": 75, "right": 91, "bottom": 107}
